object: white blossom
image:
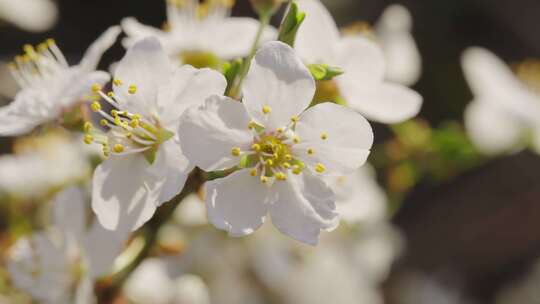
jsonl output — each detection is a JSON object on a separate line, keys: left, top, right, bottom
{"left": 0, "top": 26, "right": 121, "bottom": 136}
{"left": 462, "top": 47, "right": 540, "bottom": 155}
{"left": 295, "top": 0, "right": 422, "bottom": 123}
{"left": 178, "top": 41, "right": 373, "bottom": 245}
{"left": 88, "top": 37, "right": 226, "bottom": 233}
{"left": 7, "top": 187, "right": 126, "bottom": 304}
{"left": 122, "top": 0, "right": 276, "bottom": 68}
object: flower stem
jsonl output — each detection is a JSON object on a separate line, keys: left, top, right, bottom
{"left": 229, "top": 13, "right": 271, "bottom": 99}
{"left": 95, "top": 170, "right": 204, "bottom": 302}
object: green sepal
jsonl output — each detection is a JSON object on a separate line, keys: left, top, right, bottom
{"left": 239, "top": 154, "right": 258, "bottom": 169}
{"left": 308, "top": 64, "right": 344, "bottom": 81}
{"left": 278, "top": 1, "right": 306, "bottom": 47}
{"left": 223, "top": 58, "right": 243, "bottom": 96}
{"left": 144, "top": 148, "right": 157, "bottom": 165}
{"left": 159, "top": 129, "right": 175, "bottom": 143}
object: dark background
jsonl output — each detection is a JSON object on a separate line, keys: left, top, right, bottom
{"left": 1, "top": 1, "right": 540, "bottom": 303}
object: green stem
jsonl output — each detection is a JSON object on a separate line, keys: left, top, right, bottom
{"left": 229, "top": 13, "right": 271, "bottom": 99}
{"left": 96, "top": 170, "right": 204, "bottom": 302}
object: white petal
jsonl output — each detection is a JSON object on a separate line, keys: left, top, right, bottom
{"left": 335, "top": 36, "right": 386, "bottom": 86}
{"left": 0, "top": 0, "right": 58, "bottom": 32}
{"left": 209, "top": 17, "right": 278, "bottom": 59}
{"left": 79, "top": 25, "right": 121, "bottom": 71}
{"left": 59, "top": 70, "right": 110, "bottom": 108}
{"left": 293, "top": 102, "right": 373, "bottom": 176}
{"left": 269, "top": 171, "right": 338, "bottom": 245}
{"left": 339, "top": 82, "right": 423, "bottom": 123}
{"left": 157, "top": 65, "right": 226, "bottom": 129}
{"left": 114, "top": 37, "right": 173, "bottom": 116}
{"left": 124, "top": 258, "right": 174, "bottom": 304}
{"left": 461, "top": 47, "right": 526, "bottom": 99}
{"left": 156, "top": 140, "right": 193, "bottom": 205}
{"left": 326, "top": 165, "right": 387, "bottom": 225}
{"left": 83, "top": 221, "right": 128, "bottom": 279}
{"left": 0, "top": 102, "right": 43, "bottom": 136}
{"left": 121, "top": 17, "right": 167, "bottom": 48}
{"left": 243, "top": 41, "right": 315, "bottom": 130}
{"left": 464, "top": 100, "right": 526, "bottom": 155}
{"left": 7, "top": 233, "right": 70, "bottom": 303}
{"left": 294, "top": 0, "right": 340, "bottom": 63}
{"left": 205, "top": 170, "right": 269, "bottom": 237}
{"left": 178, "top": 95, "right": 253, "bottom": 171}
{"left": 91, "top": 155, "right": 164, "bottom": 232}
{"left": 74, "top": 276, "right": 95, "bottom": 304}
{"left": 375, "top": 5, "right": 422, "bottom": 86}
{"left": 52, "top": 186, "right": 86, "bottom": 245}
{"left": 173, "top": 274, "right": 211, "bottom": 304}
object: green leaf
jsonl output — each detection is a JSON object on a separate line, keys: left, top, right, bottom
{"left": 278, "top": 2, "right": 306, "bottom": 47}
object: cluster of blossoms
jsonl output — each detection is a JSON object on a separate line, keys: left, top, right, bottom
{"left": 0, "top": 0, "right": 428, "bottom": 302}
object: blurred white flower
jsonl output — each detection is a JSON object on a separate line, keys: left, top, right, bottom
{"left": 89, "top": 37, "right": 226, "bottom": 233}
{"left": 295, "top": 0, "right": 422, "bottom": 123}
{"left": 179, "top": 41, "right": 373, "bottom": 245}
{"left": 7, "top": 187, "right": 126, "bottom": 304}
{"left": 375, "top": 4, "right": 422, "bottom": 86}
{"left": 0, "top": 26, "right": 121, "bottom": 136}
{"left": 174, "top": 192, "right": 208, "bottom": 226}
{"left": 462, "top": 48, "right": 540, "bottom": 155}
{"left": 122, "top": 0, "right": 276, "bottom": 68}
{"left": 124, "top": 258, "right": 211, "bottom": 304}
{"left": 0, "top": 132, "right": 93, "bottom": 199}
{"left": 495, "top": 260, "right": 540, "bottom": 304}
{"left": 0, "top": 0, "right": 58, "bottom": 32}
{"left": 326, "top": 164, "right": 387, "bottom": 225}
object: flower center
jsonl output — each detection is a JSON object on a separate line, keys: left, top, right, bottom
{"left": 180, "top": 51, "right": 221, "bottom": 69}
{"left": 229, "top": 106, "right": 328, "bottom": 185}
{"left": 167, "top": 0, "right": 235, "bottom": 20}
{"left": 83, "top": 82, "right": 173, "bottom": 164}
{"left": 7, "top": 39, "right": 69, "bottom": 90}
{"left": 515, "top": 59, "right": 540, "bottom": 96}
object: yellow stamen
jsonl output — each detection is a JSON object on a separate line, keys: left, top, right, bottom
{"left": 321, "top": 133, "right": 328, "bottom": 140}
{"left": 251, "top": 144, "right": 261, "bottom": 152}
{"left": 266, "top": 159, "right": 274, "bottom": 166}
{"left": 83, "top": 122, "right": 93, "bottom": 133}
{"left": 307, "top": 148, "right": 314, "bottom": 155}
{"left": 128, "top": 85, "right": 137, "bottom": 95}
{"left": 315, "top": 163, "right": 326, "bottom": 173}
{"left": 291, "top": 116, "right": 299, "bottom": 123}
{"left": 292, "top": 166, "right": 302, "bottom": 175}
{"left": 113, "top": 78, "right": 123, "bottom": 86}
{"left": 285, "top": 154, "right": 292, "bottom": 161}
{"left": 250, "top": 169, "right": 258, "bottom": 177}
{"left": 275, "top": 172, "right": 287, "bottom": 181}
{"left": 260, "top": 176, "right": 269, "bottom": 184}
{"left": 83, "top": 134, "right": 94, "bottom": 145}
{"left": 231, "top": 147, "right": 241, "bottom": 157}
{"left": 90, "top": 101, "right": 101, "bottom": 112}
{"left": 113, "top": 144, "right": 125, "bottom": 153}
{"left": 100, "top": 119, "right": 108, "bottom": 126}
{"left": 262, "top": 105, "right": 272, "bottom": 114}
{"left": 293, "top": 136, "right": 300, "bottom": 144}
{"left": 91, "top": 84, "right": 102, "bottom": 93}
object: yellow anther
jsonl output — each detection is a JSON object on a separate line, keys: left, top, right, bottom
{"left": 266, "top": 159, "right": 274, "bottom": 166}
{"left": 128, "top": 85, "right": 137, "bottom": 94}
{"left": 113, "top": 144, "right": 125, "bottom": 153}
{"left": 129, "top": 119, "right": 140, "bottom": 128}
{"left": 83, "top": 122, "right": 93, "bottom": 133}
{"left": 248, "top": 121, "right": 257, "bottom": 130}
{"left": 291, "top": 116, "right": 299, "bottom": 123}
{"left": 15, "top": 55, "right": 24, "bottom": 63}
{"left": 251, "top": 144, "right": 261, "bottom": 152}
{"left": 262, "top": 105, "right": 272, "bottom": 114}
{"left": 83, "top": 134, "right": 94, "bottom": 145}
{"left": 315, "top": 163, "right": 326, "bottom": 173}
{"left": 126, "top": 133, "right": 133, "bottom": 139}
{"left": 277, "top": 127, "right": 284, "bottom": 133}
{"left": 100, "top": 119, "right": 108, "bottom": 126}
{"left": 91, "top": 84, "right": 102, "bottom": 93}
{"left": 250, "top": 169, "right": 258, "bottom": 177}
{"left": 293, "top": 136, "right": 300, "bottom": 144}
{"left": 23, "top": 44, "right": 35, "bottom": 55}
{"left": 22, "top": 54, "right": 30, "bottom": 62}
{"left": 321, "top": 133, "right": 328, "bottom": 140}
{"left": 260, "top": 176, "right": 269, "bottom": 184}
{"left": 292, "top": 166, "right": 302, "bottom": 175}
{"left": 114, "top": 116, "right": 122, "bottom": 126}
{"left": 111, "top": 109, "right": 119, "bottom": 117}
{"left": 7, "top": 62, "right": 16, "bottom": 69}
{"left": 132, "top": 114, "right": 142, "bottom": 120}
{"left": 307, "top": 148, "right": 314, "bottom": 155}
{"left": 107, "top": 91, "right": 115, "bottom": 98}
{"left": 283, "top": 162, "right": 291, "bottom": 169}
{"left": 46, "top": 38, "right": 55, "bottom": 46}
{"left": 285, "top": 154, "right": 292, "bottom": 161}
{"left": 275, "top": 172, "right": 287, "bottom": 181}
{"left": 113, "top": 78, "right": 123, "bottom": 86}
{"left": 273, "top": 153, "right": 279, "bottom": 159}
{"left": 37, "top": 43, "right": 48, "bottom": 52}
{"left": 90, "top": 101, "right": 101, "bottom": 112}
{"left": 231, "top": 147, "right": 241, "bottom": 157}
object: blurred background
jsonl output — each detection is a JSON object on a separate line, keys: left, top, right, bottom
{"left": 1, "top": 0, "right": 540, "bottom": 303}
